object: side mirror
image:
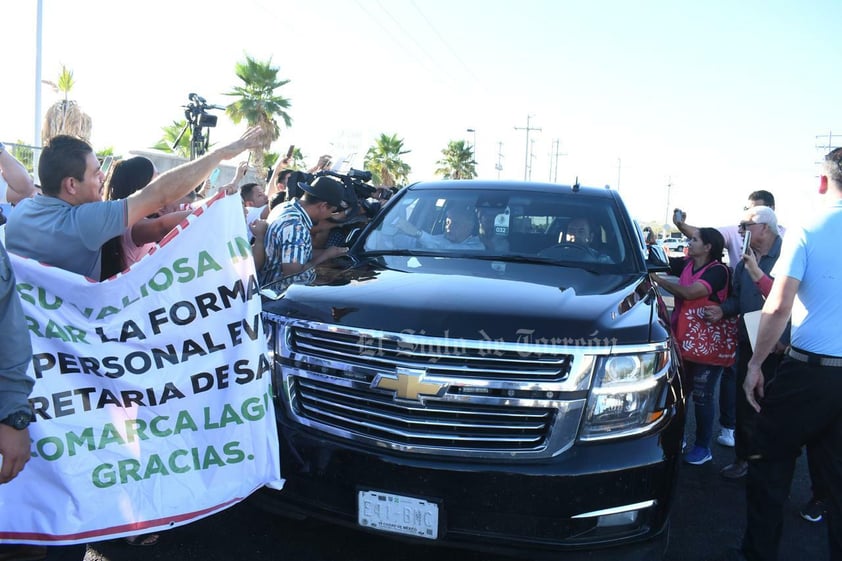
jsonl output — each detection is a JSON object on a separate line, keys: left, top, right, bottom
{"left": 646, "top": 244, "right": 671, "bottom": 272}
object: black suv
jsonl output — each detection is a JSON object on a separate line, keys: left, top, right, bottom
{"left": 257, "top": 180, "right": 685, "bottom": 560}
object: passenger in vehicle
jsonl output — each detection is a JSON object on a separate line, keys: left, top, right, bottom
{"left": 476, "top": 202, "right": 509, "bottom": 252}
{"left": 397, "top": 205, "right": 485, "bottom": 250}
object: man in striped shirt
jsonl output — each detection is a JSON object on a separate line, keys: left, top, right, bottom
{"left": 259, "top": 176, "right": 348, "bottom": 291}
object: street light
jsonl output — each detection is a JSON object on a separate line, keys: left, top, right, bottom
{"left": 466, "top": 128, "right": 477, "bottom": 167}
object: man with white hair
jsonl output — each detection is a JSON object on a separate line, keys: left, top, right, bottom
{"left": 702, "top": 205, "right": 785, "bottom": 481}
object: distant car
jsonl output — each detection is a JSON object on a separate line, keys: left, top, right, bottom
{"left": 661, "top": 234, "right": 688, "bottom": 254}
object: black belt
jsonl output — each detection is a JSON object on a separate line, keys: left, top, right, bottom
{"left": 787, "top": 347, "right": 842, "bottom": 367}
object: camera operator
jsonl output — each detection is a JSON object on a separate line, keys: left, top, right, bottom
{"left": 310, "top": 170, "right": 382, "bottom": 249}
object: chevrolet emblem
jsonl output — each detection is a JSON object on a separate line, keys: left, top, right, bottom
{"left": 371, "top": 367, "right": 448, "bottom": 402}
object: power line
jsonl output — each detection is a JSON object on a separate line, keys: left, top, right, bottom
{"left": 351, "top": 0, "right": 440, "bottom": 77}
{"left": 408, "top": 0, "right": 483, "bottom": 86}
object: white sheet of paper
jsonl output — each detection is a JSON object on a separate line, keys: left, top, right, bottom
{"left": 744, "top": 309, "right": 762, "bottom": 350}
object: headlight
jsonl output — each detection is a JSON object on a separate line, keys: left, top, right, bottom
{"left": 580, "top": 351, "right": 669, "bottom": 440}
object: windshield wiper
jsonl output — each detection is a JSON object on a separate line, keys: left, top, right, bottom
{"left": 360, "top": 249, "right": 437, "bottom": 257}
{"left": 466, "top": 253, "right": 602, "bottom": 273}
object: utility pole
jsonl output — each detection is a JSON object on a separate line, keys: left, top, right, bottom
{"left": 466, "top": 128, "right": 477, "bottom": 167}
{"left": 616, "top": 157, "right": 621, "bottom": 192}
{"left": 664, "top": 177, "right": 673, "bottom": 233}
{"left": 515, "top": 115, "right": 541, "bottom": 181}
{"left": 548, "top": 139, "right": 566, "bottom": 183}
{"left": 528, "top": 138, "right": 536, "bottom": 180}
{"left": 495, "top": 141, "right": 503, "bottom": 179}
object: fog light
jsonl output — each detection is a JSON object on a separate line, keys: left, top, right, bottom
{"left": 597, "top": 510, "right": 638, "bottom": 527}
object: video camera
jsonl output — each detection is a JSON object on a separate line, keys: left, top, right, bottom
{"left": 287, "top": 168, "right": 377, "bottom": 216}
{"left": 184, "top": 92, "right": 223, "bottom": 128}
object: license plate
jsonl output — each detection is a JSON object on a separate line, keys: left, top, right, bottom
{"left": 357, "top": 490, "right": 439, "bottom": 539}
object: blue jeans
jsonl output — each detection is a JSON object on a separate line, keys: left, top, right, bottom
{"left": 685, "top": 361, "right": 724, "bottom": 449}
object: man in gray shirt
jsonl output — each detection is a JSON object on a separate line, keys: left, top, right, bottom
{"left": 6, "top": 127, "right": 263, "bottom": 279}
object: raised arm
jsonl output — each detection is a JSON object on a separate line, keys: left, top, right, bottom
{"left": 130, "top": 210, "right": 193, "bottom": 246}
{"left": 672, "top": 209, "right": 697, "bottom": 239}
{"left": 125, "top": 127, "right": 263, "bottom": 226}
{"left": 0, "top": 143, "right": 37, "bottom": 204}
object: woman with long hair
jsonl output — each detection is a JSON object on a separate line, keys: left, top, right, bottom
{"left": 100, "top": 157, "right": 190, "bottom": 280}
{"left": 652, "top": 227, "right": 730, "bottom": 465}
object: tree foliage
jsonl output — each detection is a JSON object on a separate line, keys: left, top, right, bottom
{"left": 224, "top": 55, "right": 292, "bottom": 164}
{"left": 41, "top": 65, "right": 92, "bottom": 144}
{"left": 152, "top": 119, "right": 192, "bottom": 159}
{"left": 363, "top": 133, "right": 411, "bottom": 188}
{"left": 435, "top": 140, "right": 476, "bottom": 180}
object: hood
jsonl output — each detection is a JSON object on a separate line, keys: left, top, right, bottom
{"left": 262, "top": 256, "right": 664, "bottom": 345}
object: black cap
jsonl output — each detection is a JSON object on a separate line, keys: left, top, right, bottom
{"left": 298, "top": 176, "right": 347, "bottom": 209}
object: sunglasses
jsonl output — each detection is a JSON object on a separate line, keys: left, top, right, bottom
{"left": 738, "top": 221, "right": 762, "bottom": 231}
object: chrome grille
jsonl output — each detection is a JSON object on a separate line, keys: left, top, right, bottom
{"left": 290, "top": 325, "right": 572, "bottom": 382}
{"left": 267, "top": 318, "right": 596, "bottom": 459}
{"left": 293, "top": 376, "right": 555, "bottom": 449}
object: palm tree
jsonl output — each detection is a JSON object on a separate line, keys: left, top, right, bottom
{"left": 41, "top": 65, "right": 92, "bottom": 144}
{"left": 289, "top": 147, "right": 307, "bottom": 171}
{"left": 224, "top": 55, "right": 292, "bottom": 165}
{"left": 152, "top": 119, "right": 192, "bottom": 159}
{"left": 363, "top": 133, "right": 411, "bottom": 187}
{"left": 435, "top": 140, "right": 476, "bottom": 180}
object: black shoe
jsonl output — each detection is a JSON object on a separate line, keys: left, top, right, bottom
{"left": 720, "top": 459, "right": 748, "bottom": 479}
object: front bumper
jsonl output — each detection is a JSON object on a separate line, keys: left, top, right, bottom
{"left": 254, "top": 412, "right": 682, "bottom": 560}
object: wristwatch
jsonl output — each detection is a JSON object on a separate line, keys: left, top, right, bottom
{"left": 1, "top": 411, "right": 34, "bottom": 430}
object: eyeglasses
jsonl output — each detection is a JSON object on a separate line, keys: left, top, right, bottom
{"left": 738, "top": 221, "right": 761, "bottom": 231}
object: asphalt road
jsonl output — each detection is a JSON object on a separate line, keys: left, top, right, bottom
{"left": 38, "top": 401, "right": 825, "bottom": 561}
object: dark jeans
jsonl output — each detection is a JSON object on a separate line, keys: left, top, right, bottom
{"left": 742, "top": 358, "right": 842, "bottom": 561}
{"left": 719, "top": 363, "right": 737, "bottom": 430}
{"left": 734, "top": 338, "right": 783, "bottom": 460}
{"left": 684, "top": 360, "right": 724, "bottom": 449}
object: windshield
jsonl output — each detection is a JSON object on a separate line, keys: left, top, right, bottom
{"left": 362, "top": 188, "right": 639, "bottom": 274}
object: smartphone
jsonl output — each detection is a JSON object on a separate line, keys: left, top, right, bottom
{"left": 286, "top": 144, "right": 295, "bottom": 158}
{"left": 99, "top": 156, "right": 113, "bottom": 175}
{"left": 741, "top": 230, "right": 752, "bottom": 256}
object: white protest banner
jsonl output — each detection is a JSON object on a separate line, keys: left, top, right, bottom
{"left": 0, "top": 193, "right": 282, "bottom": 544}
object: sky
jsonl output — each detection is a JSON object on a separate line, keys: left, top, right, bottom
{"left": 3, "top": 0, "right": 841, "bottom": 229}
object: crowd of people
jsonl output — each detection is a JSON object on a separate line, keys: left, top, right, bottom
{"left": 2, "top": 129, "right": 842, "bottom": 561}
{"left": 649, "top": 176, "right": 842, "bottom": 561}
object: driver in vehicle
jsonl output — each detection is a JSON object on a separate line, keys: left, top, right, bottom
{"left": 542, "top": 216, "right": 613, "bottom": 263}
{"left": 565, "top": 217, "right": 596, "bottom": 246}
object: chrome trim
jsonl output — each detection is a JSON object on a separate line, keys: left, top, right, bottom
{"left": 571, "top": 499, "right": 657, "bottom": 519}
{"left": 265, "top": 316, "right": 673, "bottom": 459}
